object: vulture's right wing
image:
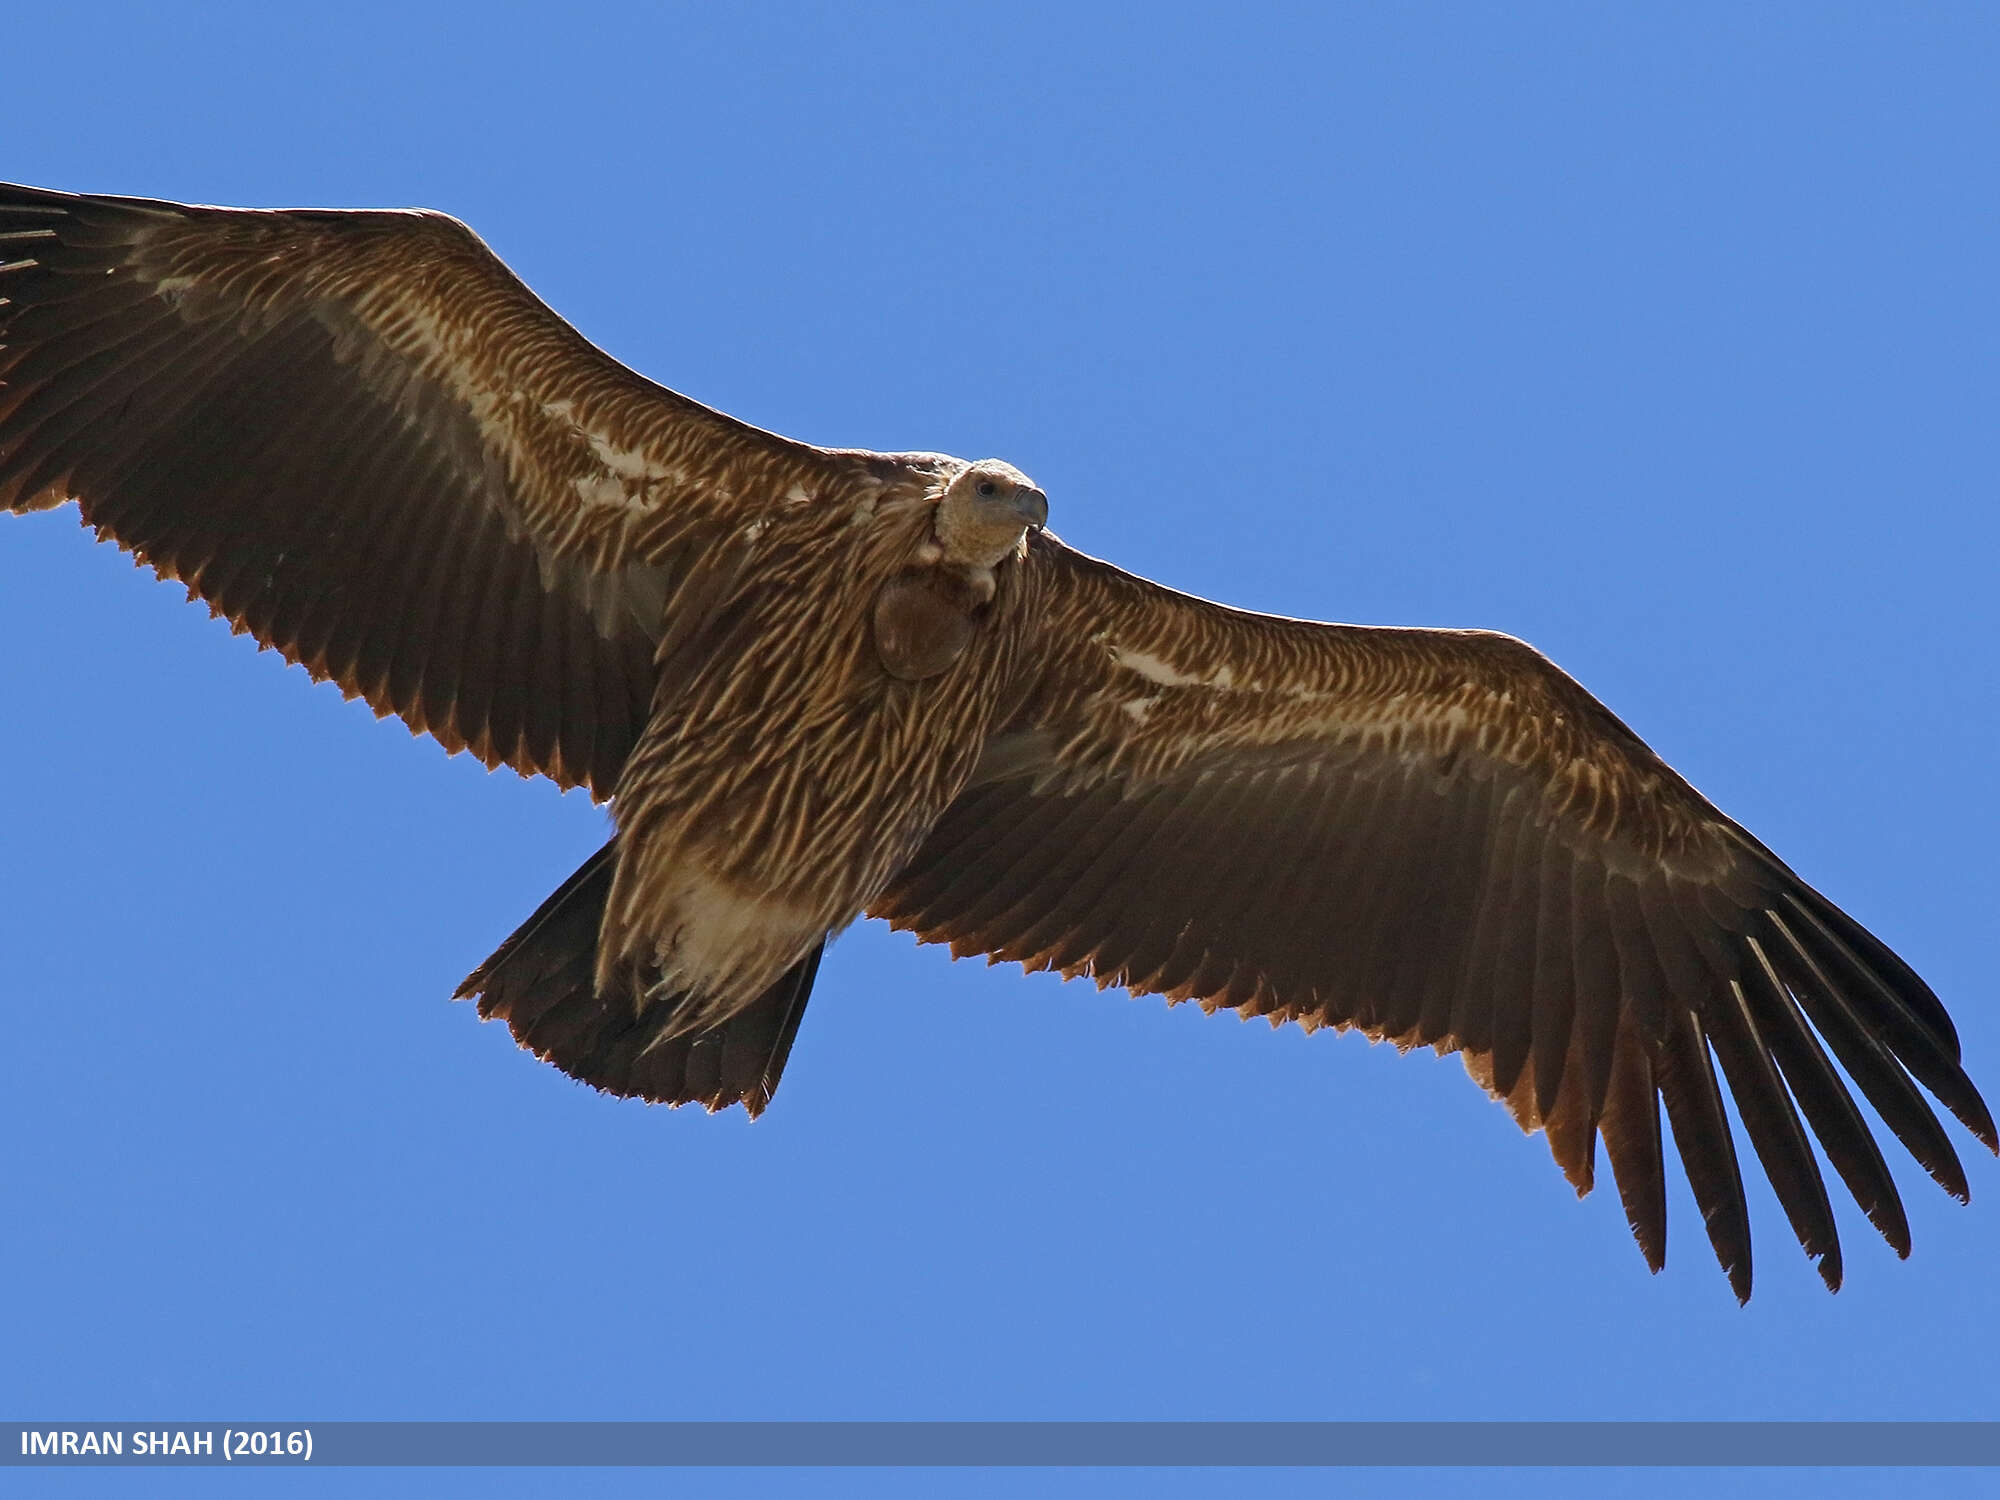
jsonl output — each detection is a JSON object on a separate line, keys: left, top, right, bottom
{"left": 0, "top": 183, "right": 879, "bottom": 797}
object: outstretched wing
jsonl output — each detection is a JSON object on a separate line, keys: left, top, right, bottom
{"left": 0, "top": 183, "right": 877, "bottom": 796}
{"left": 875, "top": 536, "right": 1996, "bottom": 1299}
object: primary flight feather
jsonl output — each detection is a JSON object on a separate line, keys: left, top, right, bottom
{"left": 0, "top": 183, "right": 1988, "bottom": 1302}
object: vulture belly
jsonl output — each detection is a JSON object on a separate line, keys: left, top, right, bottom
{"left": 595, "top": 497, "right": 1037, "bottom": 1034}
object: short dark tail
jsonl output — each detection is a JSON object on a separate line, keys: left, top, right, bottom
{"left": 455, "top": 843, "right": 823, "bottom": 1117}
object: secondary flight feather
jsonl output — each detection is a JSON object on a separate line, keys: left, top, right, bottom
{"left": 1, "top": 183, "right": 1988, "bottom": 1302}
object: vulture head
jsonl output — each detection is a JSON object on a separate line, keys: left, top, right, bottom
{"left": 934, "top": 460, "right": 1048, "bottom": 569}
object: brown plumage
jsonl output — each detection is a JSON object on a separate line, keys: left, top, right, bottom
{"left": 1, "top": 182, "right": 1989, "bottom": 1301}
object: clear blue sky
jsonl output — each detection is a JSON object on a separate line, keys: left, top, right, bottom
{"left": 4, "top": 4, "right": 1997, "bottom": 1496}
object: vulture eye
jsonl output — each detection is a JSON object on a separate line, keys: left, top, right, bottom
{"left": 976, "top": 479, "right": 997, "bottom": 497}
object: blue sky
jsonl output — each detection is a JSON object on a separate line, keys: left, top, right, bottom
{"left": 4, "top": 3, "right": 1997, "bottom": 1493}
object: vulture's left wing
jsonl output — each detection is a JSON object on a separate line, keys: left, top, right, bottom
{"left": 874, "top": 535, "right": 1994, "bottom": 1298}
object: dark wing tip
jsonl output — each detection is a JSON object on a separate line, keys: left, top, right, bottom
{"left": 1760, "top": 895, "right": 1988, "bottom": 1192}
{"left": 1773, "top": 887, "right": 1997, "bottom": 1150}
{"left": 1725, "top": 1255, "right": 1752, "bottom": 1307}
{"left": 1965, "top": 1102, "right": 1998, "bottom": 1156}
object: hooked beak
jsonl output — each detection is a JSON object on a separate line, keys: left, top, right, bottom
{"left": 1011, "top": 487, "right": 1049, "bottom": 530}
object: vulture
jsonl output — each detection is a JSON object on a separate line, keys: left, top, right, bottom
{"left": 0, "top": 182, "right": 1989, "bottom": 1302}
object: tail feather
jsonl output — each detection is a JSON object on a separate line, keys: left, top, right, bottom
{"left": 455, "top": 842, "right": 823, "bottom": 1117}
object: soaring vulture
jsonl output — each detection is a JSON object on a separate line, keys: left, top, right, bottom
{"left": 0, "top": 182, "right": 1989, "bottom": 1301}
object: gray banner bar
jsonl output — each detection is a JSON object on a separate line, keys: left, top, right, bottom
{"left": 6, "top": 1422, "right": 1999, "bottom": 1467}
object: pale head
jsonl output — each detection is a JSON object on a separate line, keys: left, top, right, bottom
{"left": 933, "top": 460, "right": 1048, "bottom": 569}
